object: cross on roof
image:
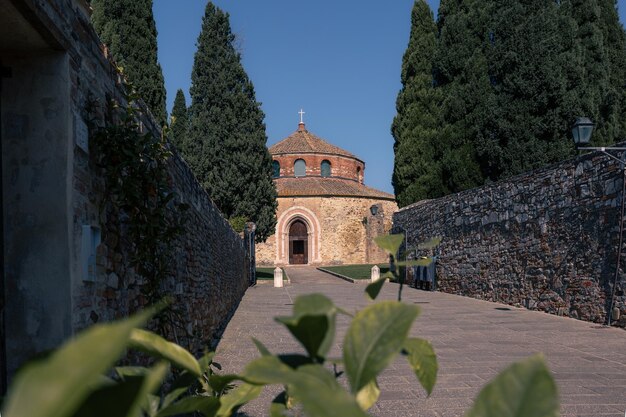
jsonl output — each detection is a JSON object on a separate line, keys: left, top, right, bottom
{"left": 298, "top": 109, "right": 305, "bottom": 124}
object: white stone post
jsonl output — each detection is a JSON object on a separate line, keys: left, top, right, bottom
{"left": 274, "top": 267, "right": 284, "bottom": 288}
{"left": 371, "top": 265, "right": 380, "bottom": 282}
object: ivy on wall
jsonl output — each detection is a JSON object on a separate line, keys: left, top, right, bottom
{"left": 90, "top": 85, "right": 187, "bottom": 305}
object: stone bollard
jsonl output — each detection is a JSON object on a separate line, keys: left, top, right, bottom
{"left": 371, "top": 265, "right": 380, "bottom": 282}
{"left": 274, "top": 267, "right": 284, "bottom": 288}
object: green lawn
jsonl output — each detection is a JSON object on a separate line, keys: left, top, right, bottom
{"left": 321, "top": 264, "right": 390, "bottom": 280}
{"left": 257, "top": 267, "right": 286, "bottom": 280}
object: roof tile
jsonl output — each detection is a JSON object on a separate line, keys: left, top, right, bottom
{"left": 269, "top": 127, "right": 356, "bottom": 158}
{"left": 275, "top": 177, "right": 395, "bottom": 200}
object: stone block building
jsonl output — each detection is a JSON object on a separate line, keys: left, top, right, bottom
{"left": 256, "top": 121, "right": 397, "bottom": 266}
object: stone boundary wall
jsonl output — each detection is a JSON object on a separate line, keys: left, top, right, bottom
{"left": 15, "top": 0, "right": 250, "bottom": 356}
{"left": 394, "top": 147, "right": 626, "bottom": 328}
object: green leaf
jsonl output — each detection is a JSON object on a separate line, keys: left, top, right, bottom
{"left": 216, "top": 383, "right": 263, "bottom": 417}
{"left": 269, "top": 403, "right": 288, "bottom": 417}
{"left": 343, "top": 301, "right": 420, "bottom": 393}
{"left": 2, "top": 307, "right": 156, "bottom": 417}
{"left": 170, "top": 370, "right": 198, "bottom": 391}
{"left": 291, "top": 293, "right": 336, "bottom": 316}
{"left": 276, "top": 354, "right": 313, "bottom": 369}
{"left": 208, "top": 374, "right": 240, "bottom": 394}
{"left": 73, "top": 361, "right": 168, "bottom": 417}
{"left": 465, "top": 355, "right": 559, "bottom": 417}
{"left": 269, "top": 392, "right": 289, "bottom": 417}
{"left": 374, "top": 234, "right": 405, "bottom": 255}
{"left": 160, "top": 387, "right": 188, "bottom": 409}
{"left": 72, "top": 376, "right": 144, "bottom": 417}
{"left": 243, "top": 355, "right": 295, "bottom": 385}
{"left": 287, "top": 365, "right": 369, "bottom": 417}
{"left": 275, "top": 316, "right": 331, "bottom": 360}
{"left": 156, "top": 396, "right": 220, "bottom": 417}
{"left": 198, "top": 351, "right": 216, "bottom": 373}
{"left": 130, "top": 362, "right": 170, "bottom": 417}
{"left": 252, "top": 337, "right": 272, "bottom": 356}
{"left": 365, "top": 278, "right": 386, "bottom": 300}
{"left": 115, "top": 366, "right": 150, "bottom": 378}
{"left": 144, "top": 394, "right": 160, "bottom": 417}
{"left": 355, "top": 379, "right": 380, "bottom": 410}
{"left": 417, "top": 236, "right": 442, "bottom": 249}
{"left": 129, "top": 328, "right": 202, "bottom": 377}
{"left": 243, "top": 358, "right": 368, "bottom": 417}
{"left": 403, "top": 338, "right": 438, "bottom": 396}
{"left": 275, "top": 294, "right": 337, "bottom": 360}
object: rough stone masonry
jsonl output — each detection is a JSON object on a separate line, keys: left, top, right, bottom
{"left": 394, "top": 145, "right": 626, "bottom": 328}
{"left": 1, "top": 0, "right": 251, "bottom": 383}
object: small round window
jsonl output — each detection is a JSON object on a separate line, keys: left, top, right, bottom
{"left": 294, "top": 159, "right": 306, "bottom": 177}
{"left": 321, "top": 160, "right": 331, "bottom": 177}
{"left": 272, "top": 160, "right": 280, "bottom": 178}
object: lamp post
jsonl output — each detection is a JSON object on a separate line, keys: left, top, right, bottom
{"left": 246, "top": 222, "right": 257, "bottom": 286}
{"left": 572, "top": 117, "right": 626, "bottom": 164}
{"left": 572, "top": 117, "right": 626, "bottom": 326}
{"left": 395, "top": 226, "right": 411, "bottom": 287}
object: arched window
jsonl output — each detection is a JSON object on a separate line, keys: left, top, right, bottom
{"left": 294, "top": 159, "right": 306, "bottom": 177}
{"left": 321, "top": 160, "right": 331, "bottom": 177}
{"left": 272, "top": 160, "right": 280, "bottom": 178}
{"left": 357, "top": 166, "right": 362, "bottom": 182}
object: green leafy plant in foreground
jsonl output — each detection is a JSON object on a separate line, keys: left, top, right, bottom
{"left": 1, "top": 234, "right": 559, "bottom": 417}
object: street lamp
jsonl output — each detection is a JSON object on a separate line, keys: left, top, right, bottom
{"left": 572, "top": 117, "right": 626, "bottom": 163}
{"left": 572, "top": 118, "right": 625, "bottom": 326}
{"left": 370, "top": 204, "right": 379, "bottom": 216}
{"left": 395, "top": 226, "right": 410, "bottom": 288}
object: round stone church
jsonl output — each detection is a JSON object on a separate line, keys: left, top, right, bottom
{"left": 256, "top": 120, "right": 398, "bottom": 266}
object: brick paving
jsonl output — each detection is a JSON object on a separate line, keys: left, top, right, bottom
{"left": 215, "top": 267, "right": 626, "bottom": 417}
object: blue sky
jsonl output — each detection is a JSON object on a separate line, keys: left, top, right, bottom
{"left": 153, "top": 0, "right": 625, "bottom": 194}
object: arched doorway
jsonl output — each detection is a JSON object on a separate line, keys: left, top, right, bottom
{"left": 289, "top": 220, "right": 308, "bottom": 264}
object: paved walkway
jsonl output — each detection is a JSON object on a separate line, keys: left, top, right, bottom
{"left": 215, "top": 267, "right": 626, "bottom": 417}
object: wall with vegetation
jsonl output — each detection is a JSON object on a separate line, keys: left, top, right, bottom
{"left": 3, "top": 0, "right": 249, "bottom": 382}
{"left": 394, "top": 146, "right": 626, "bottom": 328}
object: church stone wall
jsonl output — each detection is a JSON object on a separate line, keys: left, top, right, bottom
{"left": 256, "top": 196, "right": 397, "bottom": 266}
{"left": 3, "top": 0, "right": 250, "bottom": 378}
{"left": 394, "top": 147, "right": 626, "bottom": 328}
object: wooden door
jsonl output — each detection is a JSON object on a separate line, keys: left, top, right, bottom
{"left": 289, "top": 220, "right": 308, "bottom": 264}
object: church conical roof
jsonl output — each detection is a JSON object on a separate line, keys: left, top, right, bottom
{"left": 269, "top": 123, "right": 358, "bottom": 159}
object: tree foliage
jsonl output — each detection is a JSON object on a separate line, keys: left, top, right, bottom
{"left": 566, "top": 0, "right": 626, "bottom": 146}
{"left": 483, "top": 0, "right": 576, "bottom": 179}
{"left": 169, "top": 89, "right": 188, "bottom": 151}
{"left": 392, "top": 0, "right": 444, "bottom": 206}
{"left": 393, "top": 0, "right": 626, "bottom": 207}
{"left": 433, "top": 0, "right": 491, "bottom": 192}
{"left": 185, "top": 2, "right": 277, "bottom": 241}
{"left": 91, "top": 0, "right": 167, "bottom": 125}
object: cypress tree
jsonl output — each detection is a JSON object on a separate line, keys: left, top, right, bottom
{"left": 186, "top": 2, "right": 277, "bottom": 241}
{"left": 392, "top": 0, "right": 444, "bottom": 207}
{"left": 91, "top": 0, "right": 167, "bottom": 125}
{"left": 433, "top": 0, "right": 490, "bottom": 190}
{"left": 485, "top": 0, "right": 576, "bottom": 178}
{"left": 595, "top": 0, "right": 626, "bottom": 144}
{"left": 393, "top": 0, "right": 626, "bottom": 206}
{"left": 169, "top": 89, "right": 188, "bottom": 151}
{"left": 559, "top": 0, "right": 606, "bottom": 147}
